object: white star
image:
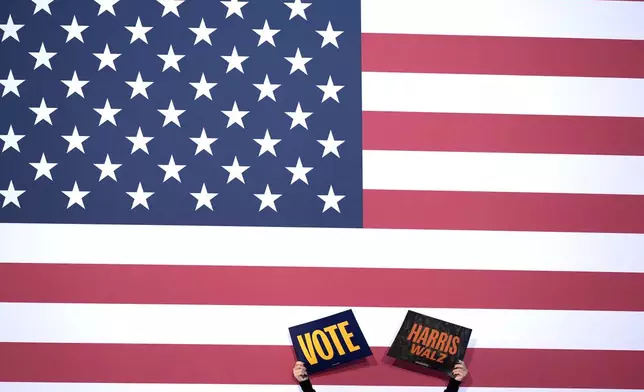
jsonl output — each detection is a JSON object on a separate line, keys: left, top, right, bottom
{"left": 0, "top": 126, "right": 25, "bottom": 153}
{"left": 253, "top": 20, "right": 279, "bottom": 47}
{"left": 158, "top": 155, "right": 186, "bottom": 183}
{"left": 191, "top": 183, "right": 218, "bottom": 211}
{"left": 61, "top": 16, "right": 88, "bottom": 43}
{"left": 254, "top": 185, "right": 282, "bottom": 212}
{"left": 32, "top": 0, "right": 55, "bottom": 15}
{"left": 29, "top": 43, "right": 57, "bottom": 70}
{"left": 222, "top": 156, "right": 249, "bottom": 184}
{"left": 253, "top": 74, "right": 280, "bottom": 102}
{"left": 317, "top": 75, "right": 344, "bottom": 103}
{"left": 253, "top": 129, "right": 280, "bottom": 157}
{"left": 158, "top": 100, "right": 185, "bottom": 127}
{"left": 1, "top": 15, "right": 23, "bottom": 42}
{"left": 222, "top": 101, "right": 249, "bottom": 129}
{"left": 317, "top": 130, "right": 344, "bottom": 158}
{"left": 94, "top": 154, "right": 121, "bottom": 181}
{"left": 95, "top": 0, "right": 119, "bottom": 15}
{"left": 125, "top": 72, "right": 153, "bottom": 99}
{"left": 126, "top": 127, "right": 154, "bottom": 154}
{"left": 158, "top": 45, "right": 184, "bottom": 72}
{"left": 316, "top": 21, "right": 343, "bottom": 48}
{"left": 190, "top": 128, "right": 217, "bottom": 155}
{"left": 127, "top": 183, "right": 154, "bottom": 210}
{"left": 61, "top": 71, "right": 89, "bottom": 98}
{"left": 94, "top": 98, "right": 121, "bottom": 126}
{"left": 158, "top": 0, "right": 184, "bottom": 17}
{"left": 190, "top": 73, "right": 217, "bottom": 100}
{"left": 285, "top": 102, "right": 312, "bottom": 130}
{"left": 30, "top": 153, "right": 57, "bottom": 181}
{"left": 1, "top": 70, "right": 25, "bottom": 97}
{"left": 284, "top": 0, "right": 311, "bottom": 20}
{"left": 221, "top": 46, "right": 248, "bottom": 74}
{"left": 190, "top": 18, "right": 216, "bottom": 45}
{"left": 0, "top": 181, "right": 25, "bottom": 208}
{"left": 62, "top": 126, "right": 89, "bottom": 153}
{"left": 318, "top": 185, "right": 345, "bottom": 213}
{"left": 125, "top": 17, "right": 152, "bottom": 43}
{"left": 62, "top": 182, "right": 90, "bottom": 209}
{"left": 29, "top": 98, "right": 57, "bottom": 125}
{"left": 286, "top": 157, "right": 313, "bottom": 185}
{"left": 221, "top": 0, "right": 247, "bottom": 19}
{"left": 93, "top": 43, "right": 120, "bottom": 71}
{"left": 285, "top": 48, "right": 311, "bottom": 75}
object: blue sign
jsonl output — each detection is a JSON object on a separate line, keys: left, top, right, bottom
{"left": 288, "top": 309, "right": 372, "bottom": 374}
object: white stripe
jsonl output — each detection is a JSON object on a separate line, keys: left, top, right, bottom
{"left": 363, "top": 150, "right": 644, "bottom": 195}
{"left": 1, "top": 303, "right": 642, "bottom": 350}
{"left": 1, "top": 223, "right": 642, "bottom": 273}
{"left": 361, "top": 0, "right": 644, "bottom": 40}
{"left": 362, "top": 72, "right": 644, "bottom": 118}
{"left": 2, "top": 384, "right": 642, "bottom": 392}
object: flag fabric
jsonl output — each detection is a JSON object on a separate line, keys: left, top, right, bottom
{"left": 0, "top": 0, "right": 362, "bottom": 227}
{"left": 0, "top": 0, "right": 643, "bottom": 391}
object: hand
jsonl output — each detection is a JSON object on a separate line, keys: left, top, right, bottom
{"left": 293, "top": 361, "right": 309, "bottom": 382}
{"left": 452, "top": 360, "right": 468, "bottom": 381}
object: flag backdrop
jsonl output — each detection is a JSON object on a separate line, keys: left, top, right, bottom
{"left": 1, "top": 0, "right": 643, "bottom": 391}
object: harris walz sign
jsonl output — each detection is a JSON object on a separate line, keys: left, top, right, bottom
{"left": 387, "top": 310, "right": 472, "bottom": 374}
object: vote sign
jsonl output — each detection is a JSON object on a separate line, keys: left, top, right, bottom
{"left": 288, "top": 309, "right": 372, "bottom": 374}
{"left": 387, "top": 310, "right": 472, "bottom": 375}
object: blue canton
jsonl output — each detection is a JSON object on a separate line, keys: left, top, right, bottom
{"left": 0, "top": 0, "right": 363, "bottom": 228}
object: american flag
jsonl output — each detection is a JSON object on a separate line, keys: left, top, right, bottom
{"left": 0, "top": 0, "right": 643, "bottom": 391}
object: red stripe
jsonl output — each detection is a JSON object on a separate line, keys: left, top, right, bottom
{"left": 362, "top": 33, "right": 644, "bottom": 78}
{"left": 1, "top": 264, "right": 642, "bottom": 311}
{"left": 363, "top": 111, "right": 644, "bottom": 156}
{"left": 0, "top": 344, "right": 641, "bottom": 388}
{"left": 364, "top": 190, "right": 644, "bottom": 233}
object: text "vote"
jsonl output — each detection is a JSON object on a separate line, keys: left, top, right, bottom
{"left": 296, "top": 321, "right": 361, "bottom": 365}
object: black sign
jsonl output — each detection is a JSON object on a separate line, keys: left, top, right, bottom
{"left": 387, "top": 310, "right": 472, "bottom": 374}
